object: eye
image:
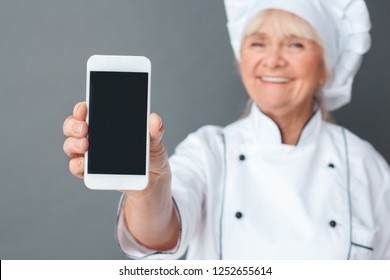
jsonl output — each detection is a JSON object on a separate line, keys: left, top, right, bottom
{"left": 250, "top": 42, "right": 265, "bottom": 48}
{"left": 289, "top": 42, "right": 304, "bottom": 49}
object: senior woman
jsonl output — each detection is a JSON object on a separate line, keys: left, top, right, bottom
{"left": 63, "top": 0, "right": 390, "bottom": 259}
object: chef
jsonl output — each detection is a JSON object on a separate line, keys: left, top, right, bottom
{"left": 63, "top": 0, "right": 390, "bottom": 259}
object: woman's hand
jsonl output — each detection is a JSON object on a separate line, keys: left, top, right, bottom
{"left": 63, "top": 101, "right": 89, "bottom": 179}
{"left": 63, "top": 102, "right": 178, "bottom": 250}
{"left": 62, "top": 101, "right": 170, "bottom": 188}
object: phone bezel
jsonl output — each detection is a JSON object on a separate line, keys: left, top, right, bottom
{"left": 84, "top": 55, "right": 151, "bottom": 190}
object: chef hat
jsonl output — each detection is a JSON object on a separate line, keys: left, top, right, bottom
{"left": 225, "top": 0, "right": 371, "bottom": 111}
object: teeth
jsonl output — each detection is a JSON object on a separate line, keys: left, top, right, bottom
{"left": 261, "top": 76, "right": 290, "bottom": 83}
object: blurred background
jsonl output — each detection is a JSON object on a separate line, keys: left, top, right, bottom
{"left": 0, "top": 0, "right": 388, "bottom": 259}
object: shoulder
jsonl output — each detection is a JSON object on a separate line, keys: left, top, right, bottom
{"left": 175, "top": 116, "right": 252, "bottom": 149}
{"left": 175, "top": 125, "right": 224, "bottom": 151}
{"left": 346, "top": 127, "right": 389, "bottom": 187}
{"left": 324, "top": 122, "right": 387, "bottom": 163}
{"left": 170, "top": 118, "right": 252, "bottom": 171}
{"left": 171, "top": 125, "right": 224, "bottom": 164}
{"left": 337, "top": 124, "right": 386, "bottom": 167}
{"left": 220, "top": 115, "right": 253, "bottom": 145}
{"left": 223, "top": 115, "right": 251, "bottom": 134}
{"left": 169, "top": 125, "right": 225, "bottom": 184}
{"left": 325, "top": 122, "right": 389, "bottom": 189}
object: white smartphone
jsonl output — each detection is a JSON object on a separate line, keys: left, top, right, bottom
{"left": 84, "top": 55, "right": 151, "bottom": 190}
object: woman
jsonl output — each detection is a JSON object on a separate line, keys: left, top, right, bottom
{"left": 63, "top": 0, "right": 390, "bottom": 259}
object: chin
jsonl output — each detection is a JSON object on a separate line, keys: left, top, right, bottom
{"left": 257, "top": 101, "right": 303, "bottom": 117}
{"left": 255, "top": 98, "right": 290, "bottom": 112}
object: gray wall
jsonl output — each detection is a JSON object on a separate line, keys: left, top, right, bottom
{"left": 0, "top": 0, "right": 388, "bottom": 259}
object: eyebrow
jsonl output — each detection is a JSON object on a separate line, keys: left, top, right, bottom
{"left": 249, "top": 32, "right": 304, "bottom": 40}
{"left": 249, "top": 32, "right": 267, "bottom": 39}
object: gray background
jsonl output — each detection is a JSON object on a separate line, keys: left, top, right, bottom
{"left": 0, "top": 0, "right": 388, "bottom": 259}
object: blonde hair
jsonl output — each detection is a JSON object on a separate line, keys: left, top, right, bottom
{"left": 241, "top": 9, "right": 333, "bottom": 122}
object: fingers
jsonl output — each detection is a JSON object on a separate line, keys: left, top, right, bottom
{"left": 149, "top": 113, "right": 164, "bottom": 152}
{"left": 63, "top": 102, "right": 88, "bottom": 138}
{"left": 73, "top": 101, "right": 87, "bottom": 121}
{"left": 63, "top": 102, "right": 88, "bottom": 180}
{"left": 69, "top": 157, "right": 84, "bottom": 179}
{"left": 63, "top": 137, "right": 89, "bottom": 158}
{"left": 63, "top": 116, "right": 88, "bottom": 138}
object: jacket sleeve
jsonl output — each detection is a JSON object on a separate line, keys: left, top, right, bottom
{"left": 116, "top": 126, "right": 217, "bottom": 259}
{"left": 345, "top": 129, "right": 390, "bottom": 259}
{"left": 371, "top": 153, "right": 390, "bottom": 259}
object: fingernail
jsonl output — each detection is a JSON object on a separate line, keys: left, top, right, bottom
{"left": 73, "top": 123, "right": 84, "bottom": 133}
{"left": 73, "top": 104, "right": 79, "bottom": 116}
{"left": 159, "top": 122, "right": 163, "bottom": 132}
{"left": 74, "top": 139, "right": 83, "bottom": 148}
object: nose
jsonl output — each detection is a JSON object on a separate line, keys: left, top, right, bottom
{"left": 262, "top": 46, "right": 287, "bottom": 69}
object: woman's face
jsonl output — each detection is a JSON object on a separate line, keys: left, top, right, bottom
{"left": 239, "top": 19, "right": 325, "bottom": 118}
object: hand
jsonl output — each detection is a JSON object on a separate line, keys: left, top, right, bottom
{"left": 62, "top": 102, "right": 171, "bottom": 193}
{"left": 125, "top": 110, "right": 171, "bottom": 198}
{"left": 63, "top": 102, "right": 177, "bottom": 249}
{"left": 63, "top": 101, "right": 89, "bottom": 179}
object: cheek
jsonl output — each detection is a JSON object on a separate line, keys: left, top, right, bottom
{"left": 240, "top": 54, "right": 258, "bottom": 81}
{"left": 296, "top": 57, "right": 324, "bottom": 85}
{"left": 239, "top": 59, "right": 256, "bottom": 99}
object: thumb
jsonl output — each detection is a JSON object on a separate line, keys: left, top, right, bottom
{"left": 149, "top": 113, "right": 164, "bottom": 151}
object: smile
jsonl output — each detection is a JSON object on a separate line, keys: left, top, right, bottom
{"left": 260, "top": 76, "right": 291, "bottom": 83}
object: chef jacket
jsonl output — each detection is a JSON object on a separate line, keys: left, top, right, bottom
{"left": 116, "top": 104, "right": 390, "bottom": 259}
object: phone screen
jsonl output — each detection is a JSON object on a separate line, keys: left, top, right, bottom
{"left": 88, "top": 71, "right": 148, "bottom": 175}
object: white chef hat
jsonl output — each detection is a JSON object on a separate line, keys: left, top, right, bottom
{"left": 225, "top": 0, "right": 371, "bottom": 111}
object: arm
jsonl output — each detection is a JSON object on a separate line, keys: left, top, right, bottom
{"left": 121, "top": 113, "right": 179, "bottom": 250}
{"left": 63, "top": 101, "right": 179, "bottom": 251}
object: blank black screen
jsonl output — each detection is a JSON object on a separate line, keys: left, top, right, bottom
{"left": 88, "top": 71, "right": 148, "bottom": 175}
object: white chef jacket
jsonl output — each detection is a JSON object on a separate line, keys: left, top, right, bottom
{"left": 116, "top": 104, "right": 390, "bottom": 259}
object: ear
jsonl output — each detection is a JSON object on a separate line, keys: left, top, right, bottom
{"left": 318, "top": 77, "right": 325, "bottom": 87}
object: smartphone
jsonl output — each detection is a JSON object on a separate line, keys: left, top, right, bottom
{"left": 84, "top": 55, "right": 151, "bottom": 190}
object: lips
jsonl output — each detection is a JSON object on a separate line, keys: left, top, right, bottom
{"left": 260, "top": 76, "right": 291, "bottom": 83}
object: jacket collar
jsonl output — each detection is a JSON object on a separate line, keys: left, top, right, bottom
{"left": 249, "top": 103, "right": 323, "bottom": 146}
